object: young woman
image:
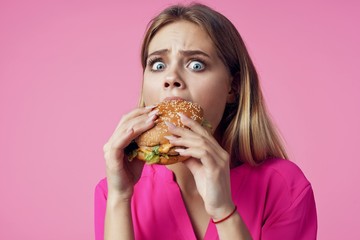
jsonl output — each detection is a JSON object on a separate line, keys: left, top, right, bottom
{"left": 95, "top": 3, "right": 317, "bottom": 240}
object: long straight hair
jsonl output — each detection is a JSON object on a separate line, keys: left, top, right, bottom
{"left": 139, "top": 3, "right": 288, "bottom": 166}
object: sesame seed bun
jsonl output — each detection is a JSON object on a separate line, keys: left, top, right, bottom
{"left": 134, "top": 99, "right": 204, "bottom": 165}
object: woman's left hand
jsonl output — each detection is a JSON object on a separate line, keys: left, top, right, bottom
{"left": 165, "top": 113, "right": 235, "bottom": 221}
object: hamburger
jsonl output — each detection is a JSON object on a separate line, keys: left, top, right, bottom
{"left": 126, "top": 99, "right": 211, "bottom": 165}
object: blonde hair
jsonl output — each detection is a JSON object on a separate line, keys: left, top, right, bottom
{"left": 139, "top": 3, "right": 288, "bottom": 166}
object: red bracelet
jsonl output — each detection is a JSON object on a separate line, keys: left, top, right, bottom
{"left": 211, "top": 205, "right": 238, "bottom": 224}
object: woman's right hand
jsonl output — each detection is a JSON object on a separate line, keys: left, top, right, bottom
{"left": 103, "top": 106, "right": 158, "bottom": 201}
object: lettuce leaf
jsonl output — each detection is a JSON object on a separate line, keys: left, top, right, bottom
{"left": 143, "top": 145, "right": 170, "bottom": 164}
{"left": 144, "top": 145, "right": 161, "bottom": 164}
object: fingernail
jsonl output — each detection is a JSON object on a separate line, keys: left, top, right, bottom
{"left": 148, "top": 109, "right": 159, "bottom": 117}
{"left": 146, "top": 114, "right": 156, "bottom": 123}
{"left": 145, "top": 105, "right": 156, "bottom": 109}
{"left": 177, "top": 112, "right": 188, "bottom": 121}
{"left": 165, "top": 121, "right": 176, "bottom": 129}
{"left": 164, "top": 135, "right": 177, "bottom": 141}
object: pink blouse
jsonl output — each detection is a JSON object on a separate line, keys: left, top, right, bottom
{"left": 94, "top": 158, "right": 317, "bottom": 239}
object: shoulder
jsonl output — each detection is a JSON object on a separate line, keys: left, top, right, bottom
{"left": 261, "top": 159, "right": 311, "bottom": 201}
{"left": 234, "top": 157, "right": 308, "bottom": 178}
{"left": 231, "top": 158, "right": 312, "bottom": 203}
{"left": 261, "top": 158, "right": 311, "bottom": 189}
{"left": 258, "top": 158, "right": 310, "bottom": 185}
{"left": 235, "top": 158, "right": 310, "bottom": 184}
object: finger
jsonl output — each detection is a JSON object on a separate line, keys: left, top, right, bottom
{"left": 178, "top": 113, "right": 212, "bottom": 138}
{"left": 110, "top": 108, "right": 158, "bottom": 140}
{"left": 165, "top": 131, "right": 223, "bottom": 161}
{"left": 165, "top": 121, "right": 228, "bottom": 165}
{"left": 168, "top": 114, "right": 218, "bottom": 147}
{"left": 126, "top": 109, "right": 158, "bottom": 134}
{"left": 112, "top": 113, "right": 157, "bottom": 150}
{"left": 165, "top": 121, "right": 196, "bottom": 139}
{"left": 104, "top": 127, "right": 134, "bottom": 167}
{"left": 175, "top": 146, "right": 220, "bottom": 170}
{"left": 115, "top": 105, "right": 156, "bottom": 131}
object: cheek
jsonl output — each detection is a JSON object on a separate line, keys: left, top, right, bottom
{"left": 142, "top": 76, "right": 160, "bottom": 104}
{"left": 195, "top": 83, "right": 229, "bottom": 130}
{"left": 202, "top": 99, "right": 227, "bottom": 131}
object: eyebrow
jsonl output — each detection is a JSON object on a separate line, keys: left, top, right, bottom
{"left": 147, "top": 49, "right": 211, "bottom": 59}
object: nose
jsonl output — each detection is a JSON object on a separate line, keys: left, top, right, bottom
{"left": 164, "top": 72, "right": 185, "bottom": 89}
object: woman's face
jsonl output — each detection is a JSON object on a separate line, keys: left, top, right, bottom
{"left": 142, "top": 20, "right": 233, "bottom": 132}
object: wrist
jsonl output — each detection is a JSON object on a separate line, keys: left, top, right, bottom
{"left": 212, "top": 205, "right": 237, "bottom": 224}
{"left": 214, "top": 209, "right": 252, "bottom": 239}
{"left": 208, "top": 202, "right": 236, "bottom": 221}
{"left": 107, "top": 191, "right": 133, "bottom": 206}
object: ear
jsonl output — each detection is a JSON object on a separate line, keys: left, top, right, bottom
{"left": 227, "top": 90, "right": 236, "bottom": 103}
{"left": 226, "top": 74, "right": 238, "bottom": 104}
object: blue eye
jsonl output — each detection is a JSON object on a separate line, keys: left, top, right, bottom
{"left": 188, "top": 61, "right": 205, "bottom": 71}
{"left": 151, "top": 61, "right": 166, "bottom": 71}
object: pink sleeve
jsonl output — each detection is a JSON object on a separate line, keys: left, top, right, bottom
{"left": 261, "top": 185, "right": 317, "bottom": 240}
{"left": 94, "top": 179, "right": 107, "bottom": 240}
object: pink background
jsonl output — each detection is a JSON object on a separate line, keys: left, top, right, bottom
{"left": 1, "top": 0, "right": 359, "bottom": 239}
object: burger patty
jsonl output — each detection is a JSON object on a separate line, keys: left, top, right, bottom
{"left": 138, "top": 144, "right": 182, "bottom": 156}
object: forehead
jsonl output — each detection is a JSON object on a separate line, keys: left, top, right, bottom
{"left": 147, "top": 20, "right": 216, "bottom": 55}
